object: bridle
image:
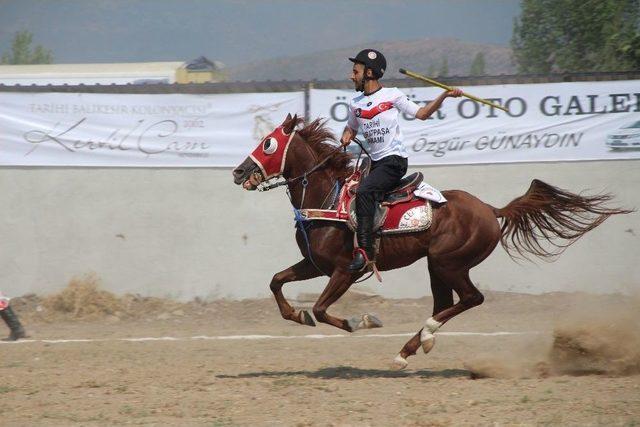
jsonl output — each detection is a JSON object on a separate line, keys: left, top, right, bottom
{"left": 257, "top": 145, "right": 339, "bottom": 193}
{"left": 257, "top": 137, "right": 371, "bottom": 194}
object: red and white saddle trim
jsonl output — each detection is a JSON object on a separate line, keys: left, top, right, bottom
{"left": 381, "top": 199, "right": 432, "bottom": 234}
{"left": 298, "top": 199, "right": 432, "bottom": 234}
{"left": 298, "top": 169, "right": 434, "bottom": 234}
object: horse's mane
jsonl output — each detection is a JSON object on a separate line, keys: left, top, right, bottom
{"left": 295, "top": 118, "right": 353, "bottom": 180}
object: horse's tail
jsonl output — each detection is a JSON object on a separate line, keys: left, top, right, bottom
{"left": 493, "top": 179, "right": 633, "bottom": 260}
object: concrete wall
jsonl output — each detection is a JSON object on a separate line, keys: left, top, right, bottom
{"left": 1, "top": 160, "right": 638, "bottom": 301}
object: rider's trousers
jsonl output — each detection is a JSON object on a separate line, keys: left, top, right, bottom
{"left": 355, "top": 155, "right": 408, "bottom": 217}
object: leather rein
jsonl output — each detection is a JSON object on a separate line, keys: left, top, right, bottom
{"left": 257, "top": 138, "right": 370, "bottom": 193}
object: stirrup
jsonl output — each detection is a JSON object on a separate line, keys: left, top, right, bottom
{"left": 348, "top": 248, "right": 370, "bottom": 272}
{"left": 348, "top": 248, "right": 383, "bottom": 282}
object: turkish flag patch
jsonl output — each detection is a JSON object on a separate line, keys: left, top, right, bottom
{"left": 356, "top": 101, "right": 394, "bottom": 119}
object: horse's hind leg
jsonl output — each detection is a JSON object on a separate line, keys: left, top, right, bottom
{"left": 393, "top": 266, "right": 454, "bottom": 369}
{"left": 426, "top": 268, "right": 484, "bottom": 326}
{"left": 393, "top": 268, "right": 483, "bottom": 369}
{"left": 270, "top": 259, "right": 323, "bottom": 326}
{"left": 430, "top": 265, "right": 454, "bottom": 315}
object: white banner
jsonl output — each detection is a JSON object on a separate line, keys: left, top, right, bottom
{"left": 0, "top": 92, "right": 304, "bottom": 167}
{"left": 310, "top": 81, "right": 640, "bottom": 165}
{"left": 2, "top": 81, "right": 639, "bottom": 167}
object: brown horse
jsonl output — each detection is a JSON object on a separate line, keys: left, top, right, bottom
{"left": 232, "top": 114, "right": 631, "bottom": 369}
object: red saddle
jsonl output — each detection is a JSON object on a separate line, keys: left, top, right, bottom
{"left": 335, "top": 164, "right": 431, "bottom": 235}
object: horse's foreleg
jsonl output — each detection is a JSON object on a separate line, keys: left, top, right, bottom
{"left": 270, "top": 259, "right": 323, "bottom": 326}
{"left": 312, "top": 269, "right": 358, "bottom": 331}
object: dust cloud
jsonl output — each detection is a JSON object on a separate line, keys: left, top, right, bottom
{"left": 465, "top": 293, "right": 640, "bottom": 378}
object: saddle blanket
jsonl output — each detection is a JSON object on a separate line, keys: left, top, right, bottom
{"left": 378, "top": 198, "right": 433, "bottom": 234}
{"left": 298, "top": 181, "right": 445, "bottom": 234}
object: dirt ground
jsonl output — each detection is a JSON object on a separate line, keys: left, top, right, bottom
{"left": 1, "top": 280, "right": 639, "bottom": 426}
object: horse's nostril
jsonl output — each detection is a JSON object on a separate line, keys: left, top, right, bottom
{"left": 233, "top": 168, "right": 244, "bottom": 177}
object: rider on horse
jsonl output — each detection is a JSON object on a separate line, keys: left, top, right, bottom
{"left": 340, "top": 48, "right": 463, "bottom": 271}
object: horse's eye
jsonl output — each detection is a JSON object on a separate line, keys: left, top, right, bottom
{"left": 263, "top": 137, "right": 278, "bottom": 155}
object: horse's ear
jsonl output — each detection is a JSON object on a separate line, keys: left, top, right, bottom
{"left": 282, "top": 113, "right": 298, "bottom": 135}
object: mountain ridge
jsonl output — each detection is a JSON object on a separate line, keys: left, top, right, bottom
{"left": 227, "top": 38, "right": 516, "bottom": 82}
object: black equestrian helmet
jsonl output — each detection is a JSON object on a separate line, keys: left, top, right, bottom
{"left": 349, "top": 49, "right": 387, "bottom": 79}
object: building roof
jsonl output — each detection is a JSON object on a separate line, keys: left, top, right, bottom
{"left": 0, "top": 62, "right": 184, "bottom": 78}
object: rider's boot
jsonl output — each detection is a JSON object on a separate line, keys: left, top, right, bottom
{"left": 348, "top": 216, "right": 375, "bottom": 271}
{"left": 1, "top": 306, "right": 27, "bottom": 341}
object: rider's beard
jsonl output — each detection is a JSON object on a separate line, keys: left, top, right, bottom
{"left": 355, "top": 77, "right": 364, "bottom": 92}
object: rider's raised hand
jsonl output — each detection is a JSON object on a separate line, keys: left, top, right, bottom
{"left": 447, "top": 88, "right": 463, "bottom": 98}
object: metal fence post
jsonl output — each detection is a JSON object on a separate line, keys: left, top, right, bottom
{"left": 304, "top": 81, "right": 313, "bottom": 124}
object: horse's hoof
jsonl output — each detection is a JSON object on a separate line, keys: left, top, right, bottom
{"left": 299, "top": 310, "right": 316, "bottom": 327}
{"left": 346, "top": 316, "right": 361, "bottom": 331}
{"left": 420, "top": 331, "right": 436, "bottom": 354}
{"left": 347, "top": 314, "right": 383, "bottom": 331}
{"left": 362, "top": 314, "right": 383, "bottom": 329}
{"left": 392, "top": 354, "right": 408, "bottom": 370}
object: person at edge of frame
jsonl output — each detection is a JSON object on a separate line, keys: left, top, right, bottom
{"left": 1, "top": 292, "right": 27, "bottom": 341}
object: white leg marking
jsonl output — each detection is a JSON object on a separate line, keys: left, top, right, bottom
{"left": 420, "top": 317, "right": 443, "bottom": 354}
{"left": 392, "top": 353, "right": 408, "bottom": 370}
{"left": 420, "top": 333, "right": 436, "bottom": 354}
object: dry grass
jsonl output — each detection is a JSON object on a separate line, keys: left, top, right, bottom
{"left": 42, "top": 273, "right": 121, "bottom": 319}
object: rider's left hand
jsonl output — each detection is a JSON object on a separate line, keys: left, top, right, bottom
{"left": 447, "top": 88, "right": 463, "bottom": 98}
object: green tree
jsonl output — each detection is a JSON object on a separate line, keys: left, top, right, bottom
{"left": 437, "top": 56, "right": 449, "bottom": 77}
{"left": 469, "top": 52, "right": 486, "bottom": 75}
{"left": 601, "top": 1, "right": 640, "bottom": 70}
{"left": 1, "top": 30, "right": 53, "bottom": 64}
{"left": 512, "top": 0, "right": 640, "bottom": 73}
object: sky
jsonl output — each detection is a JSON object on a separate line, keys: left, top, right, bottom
{"left": 0, "top": 0, "right": 522, "bottom": 66}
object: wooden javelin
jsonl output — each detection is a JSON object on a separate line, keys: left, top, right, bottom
{"left": 399, "top": 68, "right": 509, "bottom": 113}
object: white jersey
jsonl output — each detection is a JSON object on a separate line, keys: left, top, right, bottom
{"left": 347, "top": 87, "right": 420, "bottom": 161}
